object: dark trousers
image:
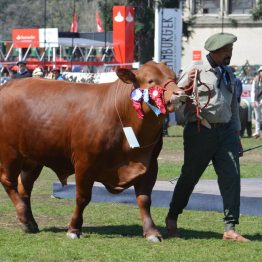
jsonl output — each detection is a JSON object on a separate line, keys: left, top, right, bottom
{"left": 163, "top": 114, "right": 170, "bottom": 136}
{"left": 167, "top": 122, "right": 240, "bottom": 230}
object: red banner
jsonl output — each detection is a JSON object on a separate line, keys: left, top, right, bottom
{"left": 192, "top": 50, "right": 202, "bottom": 61}
{"left": 96, "top": 11, "right": 104, "bottom": 32}
{"left": 12, "top": 29, "right": 39, "bottom": 48}
{"left": 70, "top": 14, "right": 78, "bottom": 33}
{"left": 113, "top": 6, "right": 134, "bottom": 65}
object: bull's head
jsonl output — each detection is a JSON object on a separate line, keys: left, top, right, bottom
{"left": 116, "top": 61, "right": 184, "bottom": 119}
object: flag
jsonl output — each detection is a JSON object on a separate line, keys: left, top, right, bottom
{"left": 70, "top": 13, "right": 78, "bottom": 32}
{"left": 96, "top": 11, "right": 104, "bottom": 32}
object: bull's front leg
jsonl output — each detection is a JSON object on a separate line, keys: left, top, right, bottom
{"left": 134, "top": 155, "right": 162, "bottom": 242}
{"left": 135, "top": 136, "right": 163, "bottom": 242}
{"left": 135, "top": 192, "right": 162, "bottom": 242}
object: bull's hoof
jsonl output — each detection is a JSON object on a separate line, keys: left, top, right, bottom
{"left": 66, "top": 232, "right": 81, "bottom": 239}
{"left": 146, "top": 235, "right": 163, "bottom": 243}
{"left": 20, "top": 222, "right": 39, "bottom": 233}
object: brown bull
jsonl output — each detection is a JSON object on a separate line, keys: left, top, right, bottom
{"left": 0, "top": 61, "right": 182, "bottom": 242}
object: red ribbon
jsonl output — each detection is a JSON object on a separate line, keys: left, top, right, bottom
{"left": 148, "top": 85, "right": 166, "bottom": 114}
{"left": 131, "top": 99, "right": 144, "bottom": 119}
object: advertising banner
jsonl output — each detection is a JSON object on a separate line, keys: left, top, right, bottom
{"left": 159, "top": 8, "right": 182, "bottom": 74}
{"left": 12, "top": 28, "right": 58, "bottom": 48}
{"left": 192, "top": 50, "right": 202, "bottom": 61}
{"left": 39, "top": 28, "right": 59, "bottom": 48}
{"left": 12, "top": 28, "right": 39, "bottom": 48}
{"left": 113, "top": 6, "right": 134, "bottom": 65}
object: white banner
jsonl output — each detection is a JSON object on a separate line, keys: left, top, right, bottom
{"left": 159, "top": 8, "right": 182, "bottom": 74}
{"left": 39, "top": 28, "right": 58, "bottom": 48}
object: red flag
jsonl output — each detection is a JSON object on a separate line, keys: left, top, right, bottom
{"left": 70, "top": 13, "right": 78, "bottom": 32}
{"left": 96, "top": 11, "right": 104, "bottom": 32}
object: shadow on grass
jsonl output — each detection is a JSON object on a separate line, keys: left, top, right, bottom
{"left": 41, "top": 225, "right": 262, "bottom": 241}
{"left": 173, "top": 229, "right": 262, "bottom": 241}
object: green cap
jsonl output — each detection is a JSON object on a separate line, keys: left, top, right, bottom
{"left": 204, "top": 33, "right": 237, "bottom": 52}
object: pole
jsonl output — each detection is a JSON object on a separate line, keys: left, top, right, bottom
{"left": 241, "top": 143, "right": 262, "bottom": 153}
{"left": 154, "top": 0, "right": 161, "bottom": 62}
{"left": 43, "top": 0, "right": 47, "bottom": 68}
{"left": 104, "top": 0, "right": 107, "bottom": 54}
{"left": 71, "top": 0, "right": 76, "bottom": 71}
{"left": 221, "top": 0, "right": 224, "bottom": 33}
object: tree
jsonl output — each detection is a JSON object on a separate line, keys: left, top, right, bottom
{"left": 252, "top": 0, "right": 262, "bottom": 21}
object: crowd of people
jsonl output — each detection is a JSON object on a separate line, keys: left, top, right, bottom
{"left": 0, "top": 60, "right": 65, "bottom": 83}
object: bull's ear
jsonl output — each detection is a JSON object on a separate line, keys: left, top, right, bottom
{"left": 116, "top": 68, "right": 137, "bottom": 84}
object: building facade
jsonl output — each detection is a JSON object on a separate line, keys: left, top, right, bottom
{"left": 181, "top": 0, "right": 262, "bottom": 67}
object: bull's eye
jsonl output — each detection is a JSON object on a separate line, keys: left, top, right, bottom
{"left": 148, "top": 80, "right": 154, "bottom": 84}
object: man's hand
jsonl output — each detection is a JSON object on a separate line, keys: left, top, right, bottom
{"left": 239, "top": 139, "right": 243, "bottom": 157}
{"left": 188, "top": 68, "right": 198, "bottom": 86}
{"left": 252, "top": 101, "right": 258, "bottom": 108}
{"left": 235, "top": 131, "right": 243, "bottom": 157}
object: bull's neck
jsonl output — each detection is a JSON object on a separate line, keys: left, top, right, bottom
{"left": 114, "top": 80, "right": 164, "bottom": 146}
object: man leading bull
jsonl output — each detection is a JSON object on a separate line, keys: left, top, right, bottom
{"left": 165, "top": 32, "right": 250, "bottom": 242}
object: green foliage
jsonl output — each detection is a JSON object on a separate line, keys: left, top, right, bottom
{"left": 160, "top": 0, "right": 180, "bottom": 9}
{"left": 252, "top": 0, "right": 262, "bottom": 21}
{"left": 182, "top": 16, "right": 196, "bottom": 39}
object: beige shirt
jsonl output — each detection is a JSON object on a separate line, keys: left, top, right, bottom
{"left": 178, "top": 59, "right": 241, "bottom": 131}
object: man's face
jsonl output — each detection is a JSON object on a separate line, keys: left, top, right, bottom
{"left": 211, "top": 44, "right": 233, "bottom": 66}
{"left": 18, "top": 64, "right": 26, "bottom": 73}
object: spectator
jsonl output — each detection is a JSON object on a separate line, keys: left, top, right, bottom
{"left": 32, "top": 67, "right": 44, "bottom": 78}
{"left": 51, "top": 68, "right": 64, "bottom": 80}
{"left": 14, "top": 61, "right": 31, "bottom": 78}
{"left": 231, "top": 67, "right": 243, "bottom": 103}
{"left": 162, "top": 115, "right": 170, "bottom": 137}
{"left": 251, "top": 66, "right": 262, "bottom": 138}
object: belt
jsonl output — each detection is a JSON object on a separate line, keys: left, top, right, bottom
{"left": 209, "top": 122, "right": 228, "bottom": 128}
{"left": 189, "top": 121, "right": 228, "bottom": 128}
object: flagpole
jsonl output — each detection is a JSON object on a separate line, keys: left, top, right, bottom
{"left": 71, "top": 0, "right": 76, "bottom": 71}
{"left": 104, "top": 0, "right": 107, "bottom": 57}
{"left": 43, "top": 0, "right": 47, "bottom": 69}
{"left": 154, "top": 0, "right": 161, "bottom": 62}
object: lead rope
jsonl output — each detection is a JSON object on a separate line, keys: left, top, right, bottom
{"left": 182, "top": 70, "right": 211, "bottom": 131}
{"left": 193, "top": 70, "right": 201, "bottom": 131}
{"left": 114, "top": 80, "right": 125, "bottom": 128}
{"left": 114, "top": 80, "right": 162, "bottom": 149}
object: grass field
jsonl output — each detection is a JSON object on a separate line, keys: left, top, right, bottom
{"left": 0, "top": 125, "right": 261, "bottom": 262}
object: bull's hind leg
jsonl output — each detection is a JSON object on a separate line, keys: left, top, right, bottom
{"left": 67, "top": 162, "right": 94, "bottom": 239}
{"left": 0, "top": 157, "right": 39, "bottom": 233}
{"left": 17, "top": 164, "right": 43, "bottom": 232}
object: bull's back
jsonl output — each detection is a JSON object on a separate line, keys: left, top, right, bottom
{"left": 0, "top": 78, "right": 119, "bottom": 160}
